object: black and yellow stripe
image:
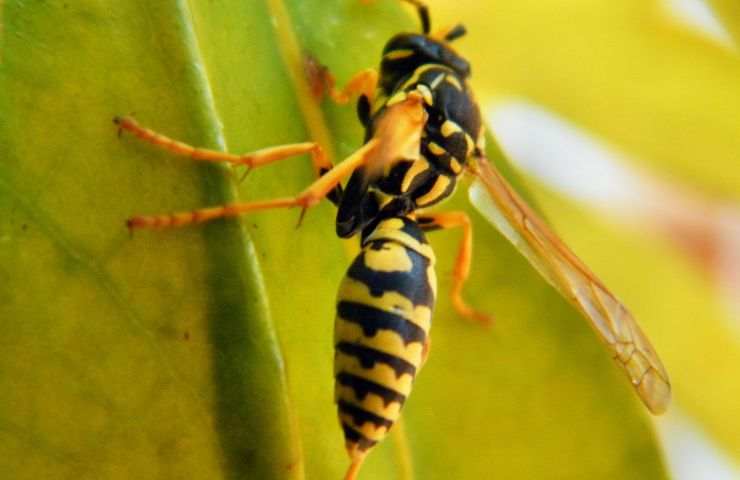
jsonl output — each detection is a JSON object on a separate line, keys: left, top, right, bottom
{"left": 334, "top": 216, "right": 436, "bottom": 460}
{"left": 328, "top": 3, "right": 487, "bottom": 475}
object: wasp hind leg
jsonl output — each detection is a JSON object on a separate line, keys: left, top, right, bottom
{"left": 418, "top": 211, "right": 493, "bottom": 327}
{"left": 343, "top": 453, "right": 367, "bottom": 480}
{"left": 126, "top": 139, "right": 380, "bottom": 230}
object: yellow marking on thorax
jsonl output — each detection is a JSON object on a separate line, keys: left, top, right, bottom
{"left": 417, "top": 84, "right": 434, "bottom": 106}
{"left": 427, "top": 142, "right": 446, "bottom": 156}
{"left": 400, "top": 159, "right": 430, "bottom": 193}
{"left": 441, "top": 120, "right": 463, "bottom": 137}
{"left": 384, "top": 49, "right": 415, "bottom": 60}
{"left": 364, "top": 243, "right": 413, "bottom": 273}
{"left": 464, "top": 133, "right": 475, "bottom": 156}
{"left": 416, "top": 175, "right": 452, "bottom": 206}
{"left": 449, "top": 157, "right": 463, "bottom": 174}
{"left": 372, "top": 189, "right": 394, "bottom": 210}
{"left": 429, "top": 73, "right": 445, "bottom": 90}
{"left": 444, "top": 75, "right": 462, "bottom": 90}
{"left": 386, "top": 90, "right": 408, "bottom": 107}
{"left": 371, "top": 91, "right": 389, "bottom": 115}
{"left": 399, "top": 64, "right": 449, "bottom": 93}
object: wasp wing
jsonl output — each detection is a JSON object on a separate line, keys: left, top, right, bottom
{"left": 336, "top": 92, "right": 428, "bottom": 235}
{"left": 365, "top": 91, "right": 428, "bottom": 178}
{"left": 469, "top": 155, "right": 671, "bottom": 414}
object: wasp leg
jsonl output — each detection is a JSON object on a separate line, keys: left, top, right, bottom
{"left": 114, "top": 115, "right": 333, "bottom": 176}
{"left": 417, "top": 211, "right": 493, "bottom": 326}
{"left": 343, "top": 454, "right": 367, "bottom": 480}
{"left": 307, "top": 61, "right": 378, "bottom": 105}
{"left": 126, "top": 139, "right": 379, "bottom": 230}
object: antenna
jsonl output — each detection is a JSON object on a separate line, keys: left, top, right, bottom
{"left": 402, "top": 0, "right": 431, "bottom": 34}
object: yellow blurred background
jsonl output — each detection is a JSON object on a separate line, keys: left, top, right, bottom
{"left": 432, "top": 0, "right": 740, "bottom": 477}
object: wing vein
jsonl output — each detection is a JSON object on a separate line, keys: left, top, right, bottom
{"left": 469, "top": 156, "right": 670, "bottom": 414}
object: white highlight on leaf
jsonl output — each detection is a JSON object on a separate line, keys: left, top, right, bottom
{"left": 659, "top": 413, "right": 740, "bottom": 480}
{"left": 663, "top": 0, "right": 736, "bottom": 50}
{"left": 486, "top": 100, "right": 644, "bottom": 209}
{"left": 486, "top": 98, "right": 740, "bottom": 329}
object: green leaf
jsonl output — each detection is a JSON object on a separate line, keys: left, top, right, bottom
{"left": 0, "top": 1, "right": 668, "bottom": 479}
{"left": 0, "top": 2, "right": 300, "bottom": 479}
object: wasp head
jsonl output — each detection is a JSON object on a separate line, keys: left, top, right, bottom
{"left": 380, "top": 29, "right": 470, "bottom": 93}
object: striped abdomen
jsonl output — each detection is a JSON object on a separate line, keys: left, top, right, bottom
{"left": 334, "top": 217, "right": 437, "bottom": 461}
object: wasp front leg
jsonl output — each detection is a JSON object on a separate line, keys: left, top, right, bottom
{"left": 417, "top": 211, "right": 493, "bottom": 326}
{"left": 305, "top": 57, "right": 378, "bottom": 105}
{"left": 125, "top": 138, "right": 380, "bottom": 230}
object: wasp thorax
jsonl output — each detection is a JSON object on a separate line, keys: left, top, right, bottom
{"left": 380, "top": 33, "right": 471, "bottom": 93}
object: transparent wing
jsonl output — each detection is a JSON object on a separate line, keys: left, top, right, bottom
{"left": 363, "top": 91, "right": 428, "bottom": 180}
{"left": 469, "top": 155, "right": 671, "bottom": 414}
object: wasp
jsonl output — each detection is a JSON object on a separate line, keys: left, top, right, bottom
{"left": 115, "top": 1, "right": 671, "bottom": 478}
